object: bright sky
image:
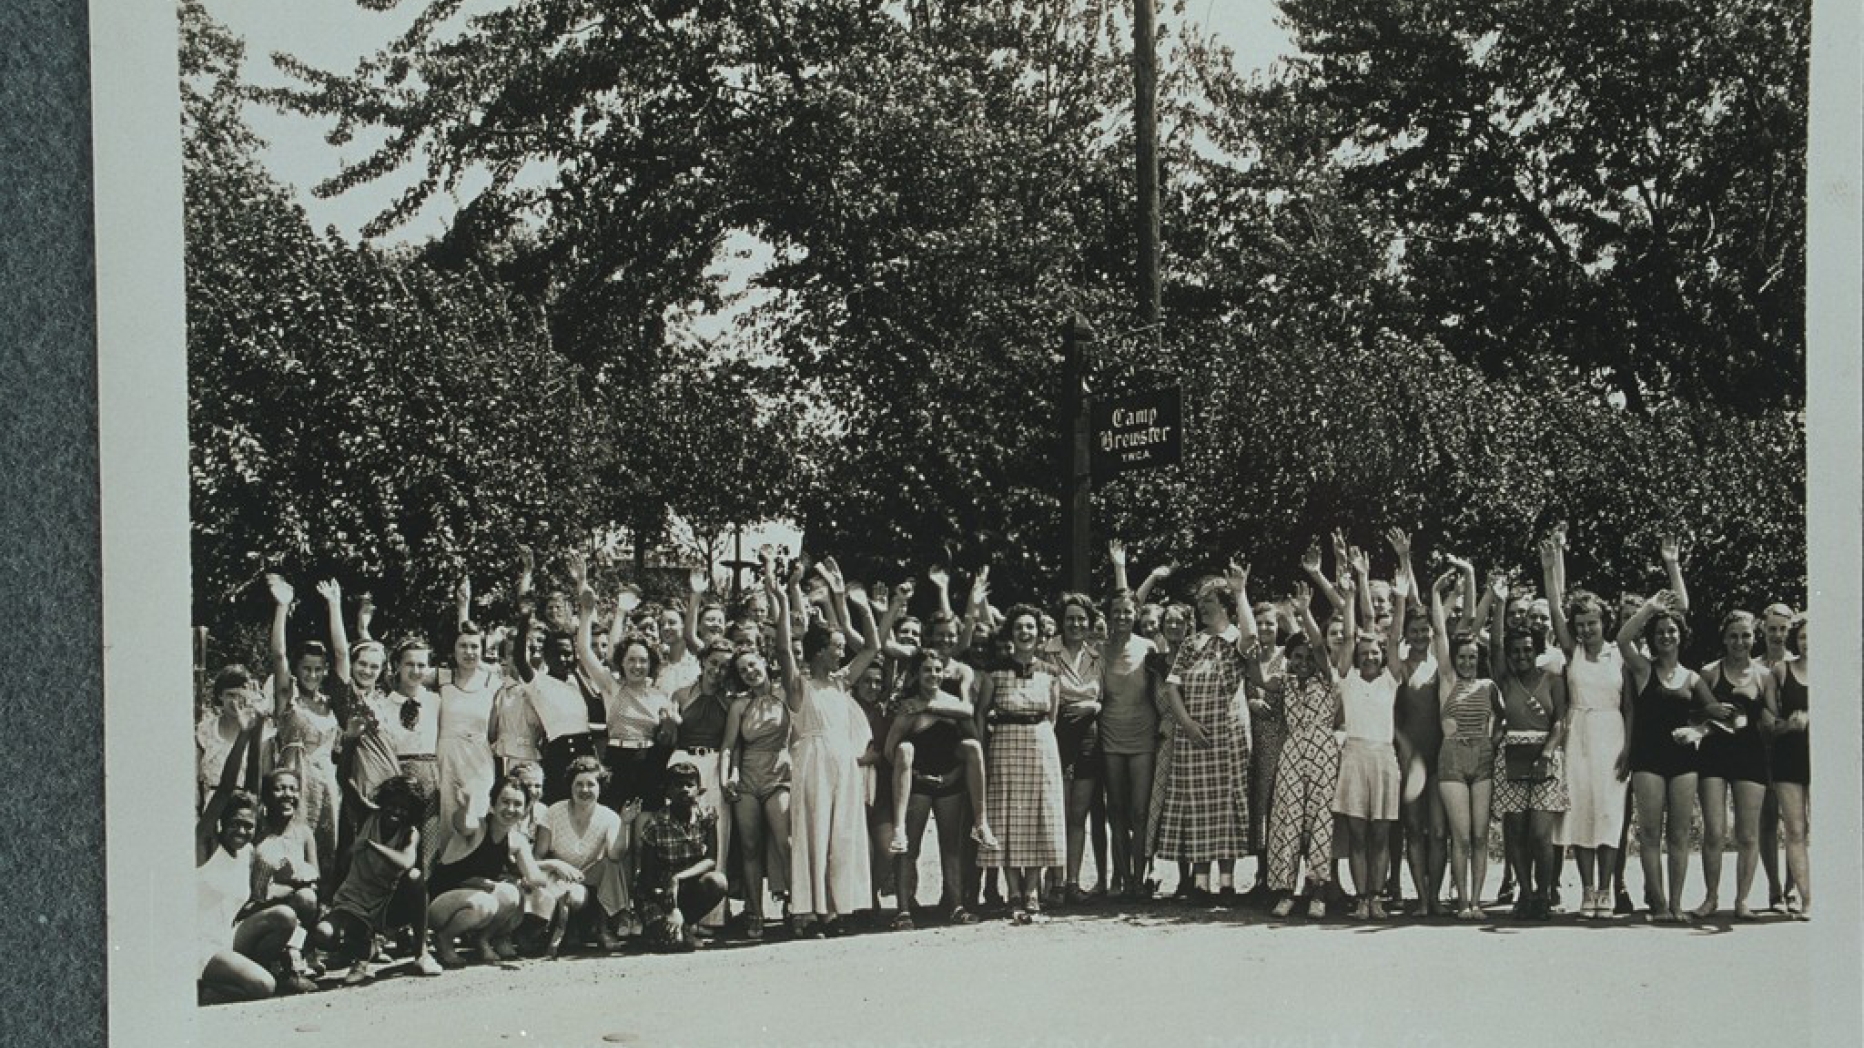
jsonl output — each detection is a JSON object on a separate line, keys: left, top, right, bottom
{"left": 206, "top": 0, "right": 1294, "bottom": 244}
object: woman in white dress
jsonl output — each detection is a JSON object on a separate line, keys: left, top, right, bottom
{"left": 435, "top": 620, "right": 499, "bottom": 866}
{"left": 1541, "top": 535, "right": 1630, "bottom": 919}
{"left": 769, "top": 558, "right": 901, "bottom": 936}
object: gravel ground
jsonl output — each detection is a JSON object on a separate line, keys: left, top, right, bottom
{"left": 194, "top": 854, "right": 1813, "bottom": 1048}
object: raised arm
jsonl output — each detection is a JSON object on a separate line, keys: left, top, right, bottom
{"left": 1347, "top": 542, "right": 1375, "bottom": 627}
{"left": 455, "top": 576, "right": 472, "bottom": 633}
{"left": 769, "top": 565, "right": 801, "bottom": 698}
{"left": 1292, "top": 581, "right": 1335, "bottom": 686}
{"left": 1384, "top": 528, "right": 1418, "bottom": 625}
{"left": 1331, "top": 574, "right": 1358, "bottom": 680}
{"left": 1300, "top": 540, "right": 1345, "bottom": 616}
{"left": 1616, "top": 591, "right": 1673, "bottom": 679}
{"left": 265, "top": 574, "right": 295, "bottom": 717}
{"left": 1446, "top": 555, "right": 1481, "bottom": 633}
{"left": 845, "top": 581, "right": 906, "bottom": 682}
{"left": 1108, "top": 538, "right": 1133, "bottom": 594}
{"left": 317, "top": 579, "right": 352, "bottom": 685}
{"left": 956, "top": 566, "right": 989, "bottom": 656}
{"left": 1229, "top": 558, "right": 1259, "bottom": 657}
{"left": 355, "top": 590, "right": 376, "bottom": 642}
{"left": 196, "top": 713, "right": 262, "bottom": 866}
{"left": 572, "top": 585, "right": 620, "bottom": 694}
{"left": 1427, "top": 570, "right": 1457, "bottom": 673}
{"left": 926, "top": 564, "right": 954, "bottom": 619}
{"left": 1485, "top": 572, "right": 1508, "bottom": 675}
{"left": 1541, "top": 533, "right": 1575, "bottom": 657}
{"left": 1659, "top": 534, "right": 1690, "bottom": 614}
{"left": 1383, "top": 570, "right": 1410, "bottom": 680}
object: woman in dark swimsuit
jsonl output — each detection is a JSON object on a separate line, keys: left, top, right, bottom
{"left": 1771, "top": 616, "right": 1810, "bottom": 919}
{"left": 1696, "top": 610, "right": 1780, "bottom": 919}
{"left": 1618, "top": 591, "right": 1717, "bottom": 922}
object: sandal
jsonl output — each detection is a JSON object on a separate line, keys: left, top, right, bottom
{"left": 1270, "top": 895, "right": 1295, "bottom": 919}
{"left": 744, "top": 916, "right": 764, "bottom": 940}
{"left": 890, "top": 910, "right": 915, "bottom": 931}
{"left": 948, "top": 905, "right": 978, "bottom": 925}
{"left": 1011, "top": 908, "right": 1031, "bottom": 925}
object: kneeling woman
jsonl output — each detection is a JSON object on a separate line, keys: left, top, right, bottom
{"left": 885, "top": 648, "right": 997, "bottom": 927}
{"left": 426, "top": 774, "right": 547, "bottom": 966}
{"left": 324, "top": 774, "right": 442, "bottom": 983}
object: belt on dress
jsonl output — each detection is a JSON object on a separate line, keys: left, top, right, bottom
{"left": 608, "top": 739, "right": 653, "bottom": 750}
{"left": 397, "top": 753, "right": 438, "bottom": 762}
{"left": 990, "top": 711, "right": 1047, "bottom": 726}
{"left": 675, "top": 746, "right": 718, "bottom": 757}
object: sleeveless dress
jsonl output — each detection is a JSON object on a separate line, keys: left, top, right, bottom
{"left": 788, "top": 675, "right": 872, "bottom": 914}
{"left": 1150, "top": 631, "right": 1251, "bottom": 861}
{"left": 980, "top": 665, "right": 1066, "bottom": 869}
{"left": 1699, "top": 663, "right": 1770, "bottom": 784}
{"left": 435, "top": 667, "right": 499, "bottom": 865}
{"left": 1774, "top": 663, "right": 1809, "bottom": 785}
{"left": 1555, "top": 646, "right": 1628, "bottom": 847}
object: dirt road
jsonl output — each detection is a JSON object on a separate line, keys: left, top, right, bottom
{"left": 196, "top": 861, "right": 1813, "bottom": 1048}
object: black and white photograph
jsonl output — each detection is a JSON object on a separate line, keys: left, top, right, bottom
{"left": 86, "top": 0, "right": 1862, "bottom": 1045}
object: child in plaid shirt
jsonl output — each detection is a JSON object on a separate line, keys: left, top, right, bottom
{"left": 636, "top": 761, "right": 728, "bottom": 951}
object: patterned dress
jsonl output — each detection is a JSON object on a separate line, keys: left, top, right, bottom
{"left": 435, "top": 667, "right": 499, "bottom": 865}
{"left": 980, "top": 665, "right": 1066, "bottom": 869}
{"left": 1266, "top": 673, "right": 1341, "bottom": 891}
{"left": 1150, "top": 630, "right": 1252, "bottom": 862}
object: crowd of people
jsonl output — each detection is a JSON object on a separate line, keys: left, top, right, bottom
{"left": 194, "top": 529, "right": 1812, "bottom": 1003}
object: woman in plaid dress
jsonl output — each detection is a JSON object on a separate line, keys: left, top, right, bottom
{"left": 1151, "top": 565, "right": 1257, "bottom": 896}
{"left": 1266, "top": 582, "right": 1343, "bottom": 918}
{"left": 976, "top": 603, "right": 1066, "bottom": 923}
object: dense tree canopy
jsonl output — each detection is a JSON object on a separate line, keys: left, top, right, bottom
{"left": 184, "top": 0, "right": 1806, "bottom": 665}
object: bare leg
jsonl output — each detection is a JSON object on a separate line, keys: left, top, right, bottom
{"left": 889, "top": 742, "right": 915, "bottom": 854}
{"left": 1528, "top": 810, "right": 1558, "bottom": 908}
{"left": 1343, "top": 816, "right": 1370, "bottom": 910}
{"left": 1469, "top": 780, "right": 1493, "bottom": 907}
{"left": 959, "top": 740, "right": 997, "bottom": 847}
{"left": 732, "top": 792, "right": 767, "bottom": 921}
{"left": 1104, "top": 753, "right": 1134, "bottom": 894}
{"left": 1366, "top": 822, "right": 1391, "bottom": 917}
{"left": 1759, "top": 784, "right": 1783, "bottom": 905}
{"left": 1694, "top": 776, "right": 1728, "bottom": 916}
{"left": 930, "top": 792, "right": 968, "bottom": 911}
{"left": 1776, "top": 782, "right": 1810, "bottom": 917}
{"left": 1665, "top": 773, "right": 1698, "bottom": 919}
{"left": 1730, "top": 779, "right": 1767, "bottom": 917}
{"left": 1632, "top": 772, "right": 1669, "bottom": 915}
{"left": 897, "top": 792, "right": 933, "bottom": 912}
{"left": 1440, "top": 781, "right": 1472, "bottom": 910}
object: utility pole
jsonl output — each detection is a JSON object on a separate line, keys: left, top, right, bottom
{"left": 1132, "top": 0, "right": 1161, "bottom": 328}
{"left": 1060, "top": 314, "right": 1097, "bottom": 593}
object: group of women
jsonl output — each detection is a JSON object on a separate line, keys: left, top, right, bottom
{"left": 194, "top": 529, "right": 1812, "bottom": 1003}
